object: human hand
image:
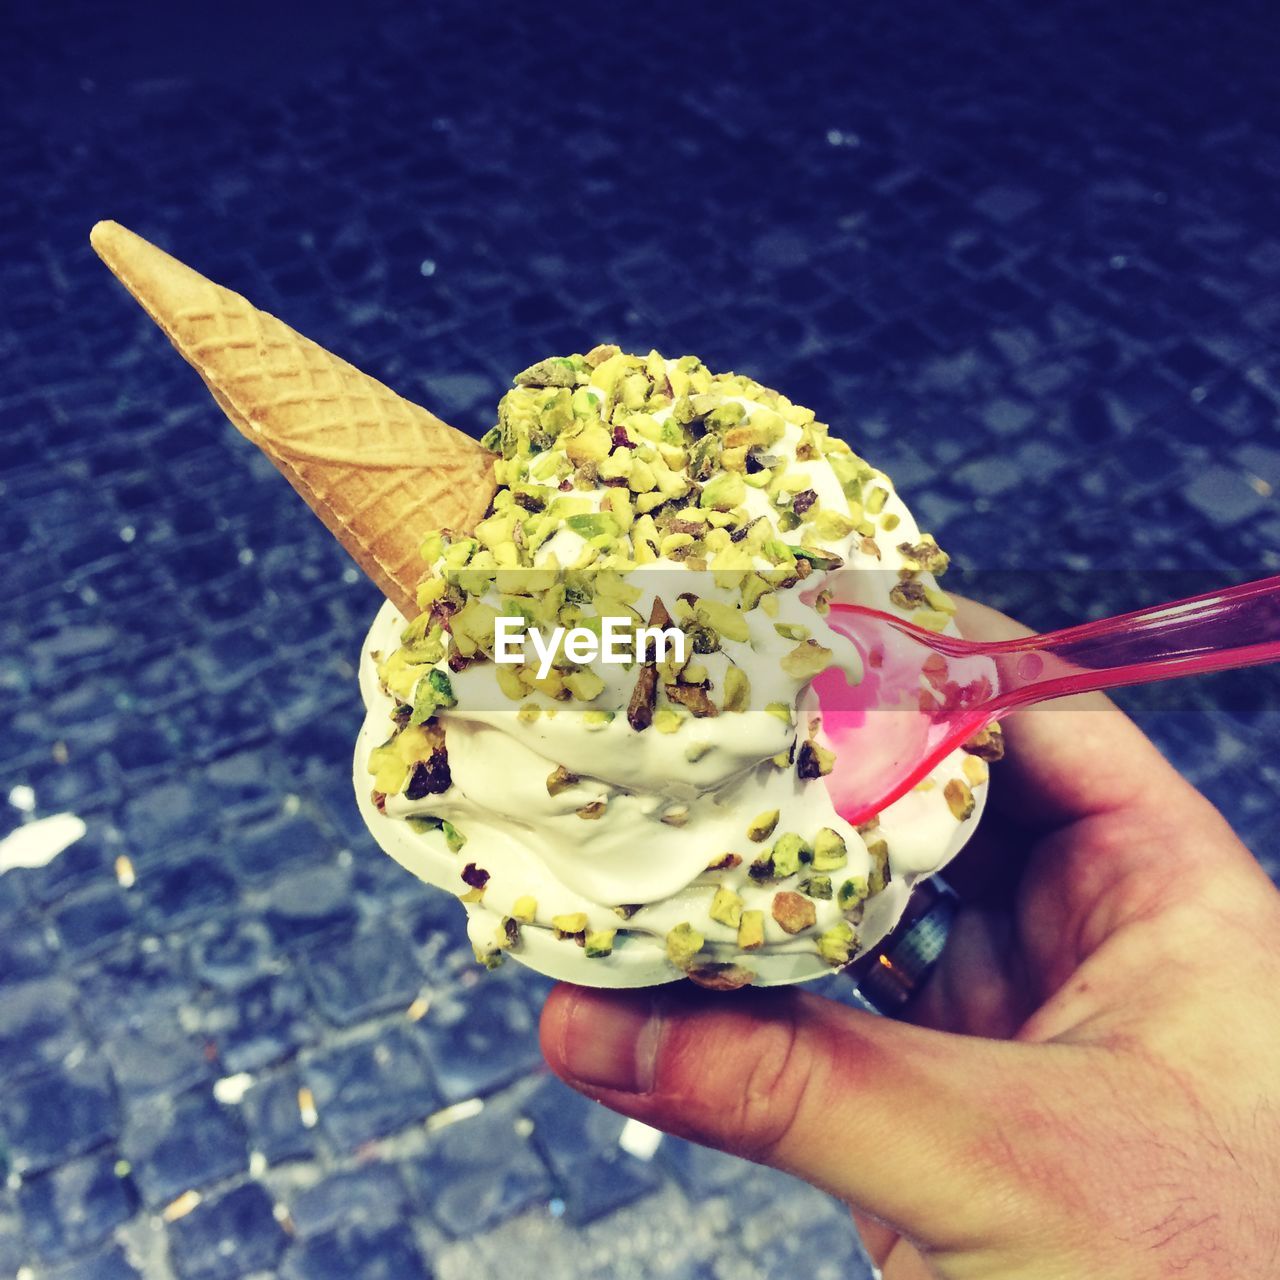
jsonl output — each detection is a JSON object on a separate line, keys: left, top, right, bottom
{"left": 539, "top": 599, "right": 1280, "bottom": 1279}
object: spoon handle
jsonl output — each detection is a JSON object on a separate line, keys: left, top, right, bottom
{"left": 985, "top": 573, "right": 1280, "bottom": 710}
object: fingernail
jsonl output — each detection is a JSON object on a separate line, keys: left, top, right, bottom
{"left": 560, "top": 991, "right": 661, "bottom": 1093}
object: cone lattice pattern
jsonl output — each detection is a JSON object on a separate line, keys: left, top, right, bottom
{"left": 91, "top": 221, "right": 497, "bottom": 617}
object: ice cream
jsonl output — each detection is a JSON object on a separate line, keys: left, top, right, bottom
{"left": 89, "top": 223, "right": 992, "bottom": 992}
{"left": 354, "top": 348, "right": 991, "bottom": 988}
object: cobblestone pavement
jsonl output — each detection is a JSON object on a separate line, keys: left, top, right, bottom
{"left": 2, "top": 1, "right": 1278, "bottom": 1276}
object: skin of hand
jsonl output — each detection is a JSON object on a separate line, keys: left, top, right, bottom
{"left": 539, "top": 598, "right": 1280, "bottom": 1279}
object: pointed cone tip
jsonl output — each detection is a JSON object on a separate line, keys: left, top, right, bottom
{"left": 89, "top": 219, "right": 134, "bottom": 268}
{"left": 89, "top": 219, "right": 118, "bottom": 249}
{"left": 88, "top": 220, "right": 203, "bottom": 330}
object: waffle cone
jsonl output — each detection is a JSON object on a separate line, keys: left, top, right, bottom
{"left": 90, "top": 220, "right": 497, "bottom": 617}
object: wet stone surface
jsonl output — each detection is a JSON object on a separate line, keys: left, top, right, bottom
{"left": 121, "top": 1087, "right": 249, "bottom": 1207}
{"left": 165, "top": 1182, "right": 288, "bottom": 1280}
{"left": 0, "top": 1057, "right": 120, "bottom": 1176}
{"left": 15, "top": 1150, "right": 137, "bottom": 1262}
{"left": 3, "top": 0, "right": 1280, "bottom": 1275}
{"left": 300, "top": 1025, "right": 442, "bottom": 1151}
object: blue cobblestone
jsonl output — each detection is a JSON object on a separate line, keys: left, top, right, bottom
{"left": 263, "top": 864, "right": 358, "bottom": 946}
{"left": 79, "top": 936, "right": 191, "bottom": 1028}
{"left": 349, "top": 851, "right": 442, "bottom": 917}
{"left": 240, "top": 1070, "right": 317, "bottom": 1166}
{"left": 223, "top": 814, "right": 338, "bottom": 886}
{"left": 522, "top": 1077, "right": 665, "bottom": 1225}
{"left": 286, "top": 1162, "right": 409, "bottom": 1235}
{"left": 302, "top": 1024, "right": 441, "bottom": 1151}
{"left": 0, "top": 1057, "right": 119, "bottom": 1176}
{"left": 746, "top": 1184, "right": 872, "bottom": 1280}
{"left": 166, "top": 1181, "right": 288, "bottom": 1280}
{"left": 281, "top": 1222, "right": 432, "bottom": 1280}
{"left": 301, "top": 923, "right": 423, "bottom": 1026}
{"left": 101, "top": 1013, "right": 213, "bottom": 1101}
{"left": 659, "top": 1137, "right": 755, "bottom": 1200}
{"left": 141, "top": 855, "right": 239, "bottom": 929}
{"left": 0, "top": 867, "right": 29, "bottom": 918}
{"left": 46, "top": 1243, "right": 144, "bottom": 1280}
{"left": 50, "top": 882, "right": 138, "bottom": 957}
{"left": 0, "top": 977, "right": 83, "bottom": 1080}
{"left": 20, "top": 823, "right": 120, "bottom": 907}
{"left": 419, "top": 986, "right": 540, "bottom": 1107}
{"left": 201, "top": 749, "right": 288, "bottom": 819}
{"left": 405, "top": 1095, "right": 553, "bottom": 1238}
{"left": 186, "top": 916, "right": 280, "bottom": 991}
{"left": 122, "top": 1087, "right": 248, "bottom": 1206}
{"left": 201, "top": 972, "right": 315, "bottom": 1074}
{"left": 16, "top": 1149, "right": 137, "bottom": 1262}
{"left": 122, "top": 782, "right": 222, "bottom": 864}
{"left": 0, "top": 915, "right": 57, "bottom": 986}
{"left": 0, "top": 1197, "right": 23, "bottom": 1277}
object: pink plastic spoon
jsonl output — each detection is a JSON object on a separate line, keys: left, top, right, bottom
{"left": 816, "top": 573, "right": 1280, "bottom": 827}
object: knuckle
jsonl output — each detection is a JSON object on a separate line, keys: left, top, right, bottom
{"left": 719, "top": 1005, "right": 814, "bottom": 1164}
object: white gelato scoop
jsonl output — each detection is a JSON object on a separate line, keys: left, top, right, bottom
{"left": 352, "top": 348, "right": 990, "bottom": 988}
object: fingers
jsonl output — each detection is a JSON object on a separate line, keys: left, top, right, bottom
{"left": 899, "top": 902, "right": 1034, "bottom": 1038}
{"left": 951, "top": 596, "right": 1199, "bottom": 830}
{"left": 850, "top": 1216, "right": 939, "bottom": 1280}
{"left": 950, "top": 596, "right": 1245, "bottom": 865}
{"left": 541, "top": 982, "right": 1031, "bottom": 1245}
{"left": 914, "top": 595, "right": 1272, "bottom": 1031}
{"left": 850, "top": 1210, "right": 899, "bottom": 1268}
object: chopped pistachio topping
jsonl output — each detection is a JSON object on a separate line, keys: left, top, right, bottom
{"left": 800, "top": 874, "right": 832, "bottom": 899}
{"left": 737, "top": 910, "right": 766, "bottom": 951}
{"left": 796, "top": 739, "right": 836, "bottom": 780}
{"left": 721, "top": 665, "right": 751, "bottom": 713}
{"left": 709, "top": 886, "right": 744, "bottom": 928}
{"left": 546, "top": 765, "right": 579, "bottom": 796}
{"left": 837, "top": 876, "right": 869, "bottom": 911}
{"left": 962, "top": 721, "right": 1005, "bottom": 761}
{"left": 772, "top": 891, "right": 817, "bottom": 934}
{"left": 746, "top": 809, "right": 780, "bottom": 843}
{"left": 811, "top": 827, "right": 848, "bottom": 871}
{"left": 780, "top": 640, "right": 834, "bottom": 680}
{"left": 867, "top": 838, "right": 891, "bottom": 894}
{"left": 584, "top": 929, "right": 616, "bottom": 958}
{"left": 552, "top": 912, "right": 589, "bottom": 938}
{"left": 666, "top": 922, "right": 705, "bottom": 969}
{"left": 410, "top": 668, "right": 457, "bottom": 725}
{"left": 770, "top": 833, "right": 811, "bottom": 879}
{"left": 945, "top": 778, "right": 975, "bottom": 821}
{"left": 653, "top": 707, "right": 684, "bottom": 734}
{"left": 687, "top": 963, "right": 756, "bottom": 991}
{"left": 818, "top": 921, "right": 857, "bottom": 967}
{"left": 379, "top": 351, "right": 953, "bottom": 748}
{"left": 896, "top": 535, "right": 950, "bottom": 575}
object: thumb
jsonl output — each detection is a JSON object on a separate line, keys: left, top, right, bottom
{"left": 540, "top": 982, "right": 1035, "bottom": 1244}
